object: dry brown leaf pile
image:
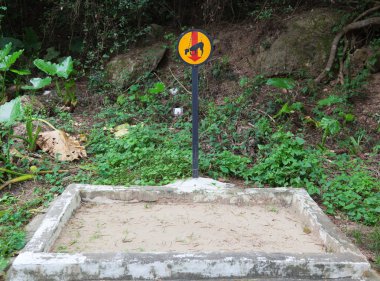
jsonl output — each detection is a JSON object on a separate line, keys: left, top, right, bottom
{"left": 37, "top": 130, "right": 87, "bottom": 161}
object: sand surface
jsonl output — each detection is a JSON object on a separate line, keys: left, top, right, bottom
{"left": 52, "top": 202, "right": 325, "bottom": 253}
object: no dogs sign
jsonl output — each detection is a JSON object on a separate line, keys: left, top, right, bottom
{"left": 177, "top": 30, "right": 213, "bottom": 66}
{"left": 177, "top": 29, "right": 213, "bottom": 178}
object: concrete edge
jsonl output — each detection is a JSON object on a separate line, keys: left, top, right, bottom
{"left": 9, "top": 252, "right": 370, "bottom": 280}
{"left": 292, "top": 190, "right": 366, "bottom": 258}
{"left": 23, "top": 185, "right": 81, "bottom": 252}
{"left": 22, "top": 184, "right": 370, "bottom": 262}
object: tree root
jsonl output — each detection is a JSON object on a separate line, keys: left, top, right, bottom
{"left": 315, "top": 14, "right": 380, "bottom": 83}
{"left": 338, "top": 37, "right": 349, "bottom": 85}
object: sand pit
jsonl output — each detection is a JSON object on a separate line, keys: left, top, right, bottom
{"left": 52, "top": 201, "right": 325, "bottom": 253}
{"left": 11, "top": 185, "right": 369, "bottom": 280}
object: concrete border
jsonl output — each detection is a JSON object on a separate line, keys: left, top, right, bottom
{"left": 8, "top": 183, "right": 371, "bottom": 280}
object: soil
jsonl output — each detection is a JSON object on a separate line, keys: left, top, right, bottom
{"left": 353, "top": 73, "right": 380, "bottom": 141}
{"left": 330, "top": 215, "right": 380, "bottom": 267}
{"left": 52, "top": 201, "right": 325, "bottom": 254}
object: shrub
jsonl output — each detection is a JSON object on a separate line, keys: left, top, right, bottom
{"left": 87, "top": 124, "right": 192, "bottom": 185}
{"left": 322, "top": 156, "right": 380, "bottom": 225}
{"left": 247, "top": 131, "right": 325, "bottom": 195}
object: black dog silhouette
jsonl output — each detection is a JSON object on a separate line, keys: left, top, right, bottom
{"left": 185, "top": 42, "right": 204, "bottom": 56}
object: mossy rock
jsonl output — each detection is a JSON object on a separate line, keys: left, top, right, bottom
{"left": 105, "top": 42, "right": 167, "bottom": 88}
{"left": 256, "top": 8, "right": 341, "bottom": 76}
{"left": 20, "top": 95, "right": 45, "bottom": 113}
{"left": 368, "top": 50, "right": 380, "bottom": 74}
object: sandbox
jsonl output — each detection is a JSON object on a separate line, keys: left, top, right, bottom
{"left": 8, "top": 180, "right": 370, "bottom": 280}
{"left": 52, "top": 202, "right": 324, "bottom": 254}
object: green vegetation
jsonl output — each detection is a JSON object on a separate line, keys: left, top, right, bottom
{"left": 24, "top": 57, "right": 77, "bottom": 108}
{"left": 0, "top": 169, "right": 68, "bottom": 273}
{"left": 76, "top": 76, "right": 379, "bottom": 228}
{"left": 0, "top": 43, "right": 27, "bottom": 102}
{"left": 87, "top": 124, "right": 192, "bottom": 185}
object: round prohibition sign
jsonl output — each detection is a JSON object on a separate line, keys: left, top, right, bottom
{"left": 177, "top": 29, "right": 213, "bottom": 66}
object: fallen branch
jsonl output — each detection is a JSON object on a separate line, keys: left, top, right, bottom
{"left": 0, "top": 168, "right": 27, "bottom": 176}
{"left": 169, "top": 67, "right": 191, "bottom": 95}
{"left": 252, "top": 108, "right": 276, "bottom": 124}
{"left": 0, "top": 169, "right": 69, "bottom": 191}
{"left": 0, "top": 174, "right": 35, "bottom": 191}
{"left": 315, "top": 17, "right": 380, "bottom": 83}
{"left": 36, "top": 170, "right": 69, "bottom": 175}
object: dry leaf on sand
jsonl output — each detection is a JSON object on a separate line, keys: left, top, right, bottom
{"left": 37, "top": 130, "right": 87, "bottom": 161}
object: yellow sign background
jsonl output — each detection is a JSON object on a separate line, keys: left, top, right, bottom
{"left": 177, "top": 30, "right": 213, "bottom": 66}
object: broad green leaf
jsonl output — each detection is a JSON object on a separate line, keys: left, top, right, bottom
{"left": 56, "top": 56, "right": 73, "bottom": 79}
{"left": 33, "top": 59, "right": 57, "bottom": 76}
{"left": 317, "top": 95, "right": 343, "bottom": 107}
{"left": 0, "top": 49, "right": 23, "bottom": 71}
{"left": 343, "top": 203, "right": 356, "bottom": 210}
{"left": 320, "top": 117, "right": 341, "bottom": 135}
{"left": 0, "top": 42, "right": 12, "bottom": 61}
{"left": 129, "top": 84, "right": 139, "bottom": 92}
{"left": 0, "top": 97, "right": 23, "bottom": 123}
{"left": 344, "top": 113, "right": 355, "bottom": 122}
{"left": 22, "top": 77, "right": 52, "bottom": 90}
{"left": 0, "top": 37, "right": 24, "bottom": 51}
{"left": 266, "top": 78, "right": 296, "bottom": 90}
{"left": 290, "top": 102, "right": 303, "bottom": 111}
{"left": 148, "top": 82, "right": 165, "bottom": 94}
{"left": 274, "top": 103, "right": 291, "bottom": 118}
{"left": 10, "top": 69, "right": 31, "bottom": 75}
{"left": 295, "top": 137, "right": 305, "bottom": 145}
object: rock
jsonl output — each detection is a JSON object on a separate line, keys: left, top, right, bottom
{"left": 368, "top": 50, "right": 380, "bottom": 74}
{"left": 13, "top": 120, "right": 50, "bottom": 136}
{"left": 5, "top": 85, "right": 18, "bottom": 99}
{"left": 348, "top": 47, "right": 373, "bottom": 77}
{"left": 353, "top": 73, "right": 380, "bottom": 134}
{"left": 256, "top": 8, "right": 340, "bottom": 76}
{"left": 169, "top": 88, "right": 179, "bottom": 96}
{"left": 20, "top": 95, "right": 45, "bottom": 113}
{"left": 352, "top": 47, "right": 372, "bottom": 66}
{"left": 105, "top": 42, "right": 167, "bottom": 88}
{"left": 144, "top": 24, "right": 164, "bottom": 44}
{"left": 343, "top": 47, "right": 380, "bottom": 76}
{"left": 114, "top": 123, "right": 131, "bottom": 138}
{"left": 11, "top": 120, "right": 51, "bottom": 152}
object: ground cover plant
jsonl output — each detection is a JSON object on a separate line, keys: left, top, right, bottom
{"left": 83, "top": 87, "right": 380, "bottom": 226}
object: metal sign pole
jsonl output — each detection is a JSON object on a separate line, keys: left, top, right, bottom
{"left": 177, "top": 29, "right": 213, "bottom": 179}
{"left": 192, "top": 65, "right": 199, "bottom": 178}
